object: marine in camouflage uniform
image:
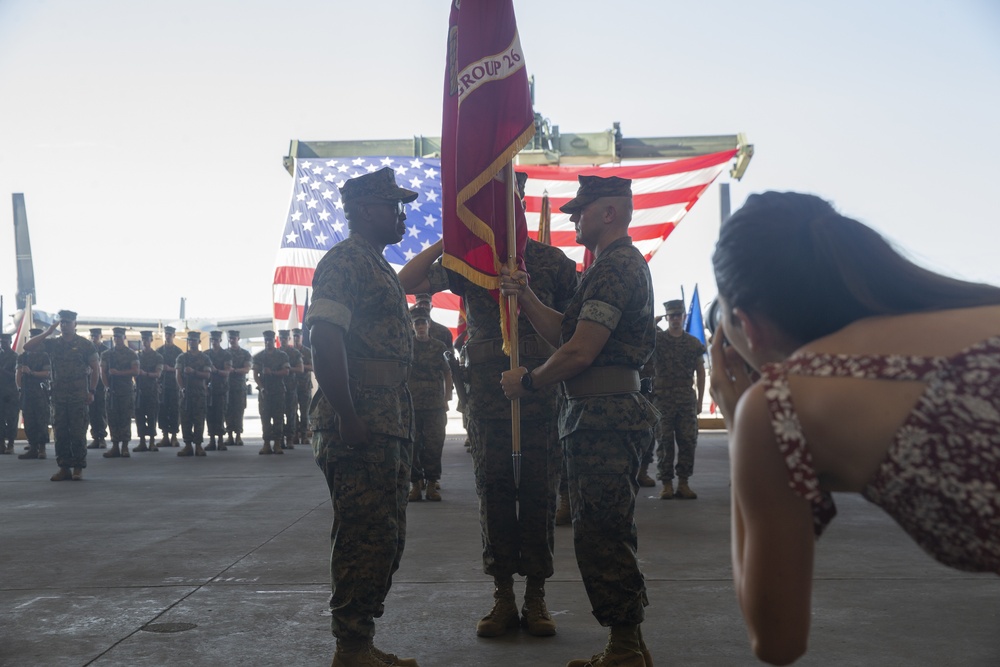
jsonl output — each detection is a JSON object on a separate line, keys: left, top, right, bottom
{"left": 133, "top": 330, "right": 163, "bottom": 452}
{"left": 406, "top": 307, "right": 451, "bottom": 502}
{"left": 226, "top": 330, "right": 252, "bottom": 446}
{"left": 414, "top": 293, "right": 454, "bottom": 349}
{"left": 278, "top": 329, "right": 303, "bottom": 450}
{"left": 16, "top": 329, "right": 52, "bottom": 459}
{"left": 307, "top": 167, "right": 417, "bottom": 666}
{"left": 24, "top": 310, "right": 101, "bottom": 481}
{"left": 101, "top": 327, "right": 139, "bottom": 458}
{"left": 401, "top": 233, "right": 577, "bottom": 637}
{"left": 175, "top": 331, "right": 212, "bottom": 457}
{"left": 500, "top": 175, "right": 657, "bottom": 666}
{"left": 651, "top": 300, "right": 706, "bottom": 500}
{"left": 292, "top": 328, "right": 312, "bottom": 445}
{"left": 204, "top": 330, "right": 232, "bottom": 450}
{"left": 0, "top": 333, "right": 20, "bottom": 454}
{"left": 86, "top": 328, "right": 109, "bottom": 449}
{"left": 156, "top": 326, "right": 183, "bottom": 447}
{"left": 252, "top": 330, "right": 289, "bottom": 455}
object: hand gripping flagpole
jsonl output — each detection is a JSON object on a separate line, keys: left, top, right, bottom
{"left": 505, "top": 161, "right": 521, "bottom": 489}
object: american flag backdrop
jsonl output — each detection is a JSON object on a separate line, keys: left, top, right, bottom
{"left": 273, "top": 150, "right": 736, "bottom": 336}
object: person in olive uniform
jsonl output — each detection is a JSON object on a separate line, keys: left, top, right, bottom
{"left": 204, "top": 330, "right": 232, "bottom": 451}
{"left": 406, "top": 307, "right": 452, "bottom": 502}
{"left": 0, "top": 333, "right": 19, "bottom": 454}
{"left": 16, "top": 329, "right": 52, "bottom": 459}
{"left": 133, "top": 331, "right": 163, "bottom": 452}
{"left": 252, "top": 330, "right": 289, "bottom": 455}
{"left": 306, "top": 167, "right": 419, "bottom": 667}
{"left": 86, "top": 328, "right": 109, "bottom": 449}
{"left": 292, "top": 328, "right": 312, "bottom": 445}
{"left": 156, "top": 325, "right": 183, "bottom": 447}
{"left": 225, "top": 330, "right": 252, "bottom": 446}
{"left": 278, "top": 329, "right": 303, "bottom": 450}
{"left": 413, "top": 293, "right": 453, "bottom": 350}
{"left": 399, "top": 172, "right": 578, "bottom": 639}
{"left": 176, "top": 331, "right": 212, "bottom": 457}
{"left": 501, "top": 175, "right": 657, "bottom": 667}
{"left": 101, "top": 327, "right": 139, "bottom": 458}
{"left": 649, "top": 299, "right": 706, "bottom": 500}
{"left": 24, "top": 310, "right": 101, "bottom": 481}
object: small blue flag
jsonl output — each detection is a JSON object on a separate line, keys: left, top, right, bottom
{"left": 685, "top": 285, "right": 706, "bottom": 345}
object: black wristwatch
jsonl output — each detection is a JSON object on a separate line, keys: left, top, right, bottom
{"left": 520, "top": 370, "right": 536, "bottom": 392}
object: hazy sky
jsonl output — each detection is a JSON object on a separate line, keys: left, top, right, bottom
{"left": 1, "top": 0, "right": 998, "bottom": 325}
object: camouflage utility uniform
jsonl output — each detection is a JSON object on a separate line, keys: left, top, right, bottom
{"left": 282, "top": 344, "right": 303, "bottom": 445}
{"left": 135, "top": 348, "right": 163, "bottom": 441}
{"left": 652, "top": 329, "right": 705, "bottom": 482}
{"left": 102, "top": 345, "right": 138, "bottom": 445}
{"left": 294, "top": 344, "right": 312, "bottom": 442}
{"left": 0, "top": 346, "right": 18, "bottom": 447}
{"left": 427, "top": 238, "right": 577, "bottom": 586}
{"left": 307, "top": 232, "right": 414, "bottom": 642}
{"left": 253, "top": 347, "right": 289, "bottom": 444}
{"left": 177, "top": 349, "right": 212, "bottom": 446}
{"left": 88, "top": 342, "right": 109, "bottom": 444}
{"left": 205, "top": 347, "right": 232, "bottom": 440}
{"left": 41, "top": 334, "right": 99, "bottom": 470}
{"left": 558, "top": 236, "right": 657, "bottom": 627}
{"left": 18, "top": 349, "right": 51, "bottom": 450}
{"left": 227, "top": 346, "right": 252, "bottom": 438}
{"left": 408, "top": 334, "right": 449, "bottom": 486}
{"left": 157, "top": 341, "right": 183, "bottom": 439}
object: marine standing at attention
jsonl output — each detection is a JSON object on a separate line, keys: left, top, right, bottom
{"left": 101, "top": 327, "right": 139, "bottom": 458}
{"left": 156, "top": 325, "right": 183, "bottom": 447}
{"left": 225, "top": 330, "right": 252, "bottom": 447}
{"left": 306, "top": 167, "right": 418, "bottom": 667}
{"left": 252, "top": 330, "right": 289, "bottom": 456}
{"left": 175, "top": 331, "right": 212, "bottom": 458}
{"left": 133, "top": 330, "right": 163, "bottom": 452}
{"left": 500, "top": 175, "right": 657, "bottom": 667}
{"left": 16, "top": 328, "right": 52, "bottom": 460}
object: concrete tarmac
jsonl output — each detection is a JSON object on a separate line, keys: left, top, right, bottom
{"left": 2, "top": 418, "right": 998, "bottom": 667}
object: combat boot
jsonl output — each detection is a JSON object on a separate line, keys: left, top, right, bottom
{"left": 217, "top": 439, "right": 227, "bottom": 451}
{"left": 521, "top": 577, "right": 557, "bottom": 636}
{"left": 205, "top": 436, "right": 217, "bottom": 451}
{"left": 157, "top": 433, "right": 170, "bottom": 447}
{"left": 638, "top": 625, "right": 653, "bottom": 667}
{"left": 134, "top": 437, "right": 149, "bottom": 452}
{"left": 103, "top": 442, "right": 121, "bottom": 458}
{"left": 259, "top": 441, "right": 273, "bottom": 455}
{"left": 659, "top": 481, "right": 674, "bottom": 500}
{"left": 283, "top": 436, "right": 294, "bottom": 450}
{"left": 555, "top": 489, "right": 571, "bottom": 526}
{"left": 675, "top": 478, "right": 697, "bottom": 500}
{"left": 330, "top": 638, "right": 390, "bottom": 667}
{"left": 36, "top": 444, "right": 46, "bottom": 459}
{"left": 424, "top": 480, "right": 441, "bottom": 502}
{"left": 177, "top": 443, "right": 194, "bottom": 457}
{"left": 71, "top": 466, "right": 83, "bottom": 481}
{"left": 51, "top": 467, "right": 73, "bottom": 481}
{"left": 87, "top": 439, "right": 102, "bottom": 449}
{"left": 170, "top": 434, "right": 179, "bottom": 447}
{"left": 149, "top": 441, "right": 159, "bottom": 452}
{"left": 120, "top": 443, "right": 130, "bottom": 458}
{"left": 18, "top": 445, "right": 39, "bottom": 459}
{"left": 566, "top": 624, "right": 646, "bottom": 667}
{"left": 194, "top": 443, "right": 207, "bottom": 457}
{"left": 3, "top": 441, "right": 13, "bottom": 454}
{"left": 272, "top": 440, "right": 284, "bottom": 455}
{"left": 225, "top": 433, "right": 235, "bottom": 447}
{"left": 408, "top": 480, "right": 423, "bottom": 502}
{"left": 637, "top": 464, "right": 656, "bottom": 487}
{"left": 234, "top": 434, "right": 244, "bottom": 446}
{"left": 476, "top": 577, "right": 519, "bottom": 637}
{"left": 369, "top": 643, "right": 420, "bottom": 667}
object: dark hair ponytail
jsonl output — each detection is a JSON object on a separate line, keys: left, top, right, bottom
{"left": 713, "top": 191, "right": 1000, "bottom": 343}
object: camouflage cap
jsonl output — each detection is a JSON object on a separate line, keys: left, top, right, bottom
{"left": 291, "top": 328, "right": 302, "bottom": 336}
{"left": 515, "top": 171, "right": 528, "bottom": 200}
{"left": 29, "top": 328, "right": 44, "bottom": 337}
{"left": 58, "top": 309, "right": 78, "bottom": 321}
{"left": 262, "top": 330, "right": 276, "bottom": 340}
{"left": 414, "top": 293, "right": 432, "bottom": 307}
{"left": 0, "top": 333, "right": 11, "bottom": 342}
{"left": 410, "top": 306, "right": 430, "bottom": 322}
{"left": 277, "top": 329, "right": 290, "bottom": 339}
{"left": 339, "top": 167, "right": 419, "bottom": 205}
{"left": 140, "top": 330, "right": 154, "bottom": 340}
{"left": 209, "top": 330, "right": 223, "bottom": 340}
{"left": 89, "top": 328, "right": 103, "bottom": 337}
{"left": 186, "top": 331, "right": 201, "bottom": 342}
{"left": 664, "top": 299, "right": 685, "bottom": 314}
{"left": 164, "top": 325, "right": 177, "bottom": 335}
{"left": 227, "top": 330, "right": 240, "bottom": 338}
{"left": 559, "top": 175, "right": 633, "bottom": 214}
{"left": 112, "top": 327, "right": 127, "bottom": 337}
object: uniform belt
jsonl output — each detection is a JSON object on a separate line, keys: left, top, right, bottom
{"left": 347, "top": 358, "right": 409, "bottom": 387}
{"left": 463, "top": 334, "right": 555, "bottom": 366}
{"left": 562, "top": 366, "right": 640, "bottom": 399}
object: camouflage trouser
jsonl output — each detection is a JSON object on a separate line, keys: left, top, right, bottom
{"left": 158, "top": 381, "right": 179, "bottom": 434}
{"left": 257, "top": 387, "right": 284, "bottom": 442}
{"left": 296, "top": 383, "right": 311, "bottom": 438}
{"left": 0, "top": 391, "right": 18, "bottom": 442}
{"left": 313, "top": 430, "right": 411, "bottom": 641}
{"left": 22, "top": 394, "right": 50, "bottom": 445}
{"left": 282, "top": 387, "right": 298, "bottom": 438}
{"left": 88, "top": 384, "right": 107, "bottom": 441}
{"left": 226, "top": 383, "right": 247, "bottom": 434}
{"left": 653, "top": 390, "right": 699, "bottom": 481}
{"left": 206, "top": 390, "right": 228, "bottom": 436}
{"left": 106, "top": 388, "right": 134, "bottom": 443}
{"left": 179, "top": 391, "right": 207, "bottom": 445}
{"left": 468, "top": 415, "right": 561, "bottom": 580}
{"left": 563, "top": 427, "right": 651, "bottom": 626}
{"left": 135, "top": 387, "right": 159, "bottom": 437}
{"left": 410, "top": 408, "right": 447, "bottom": 482}
{"left": 52, "top": 395, "right": 89, "bottom": 469}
